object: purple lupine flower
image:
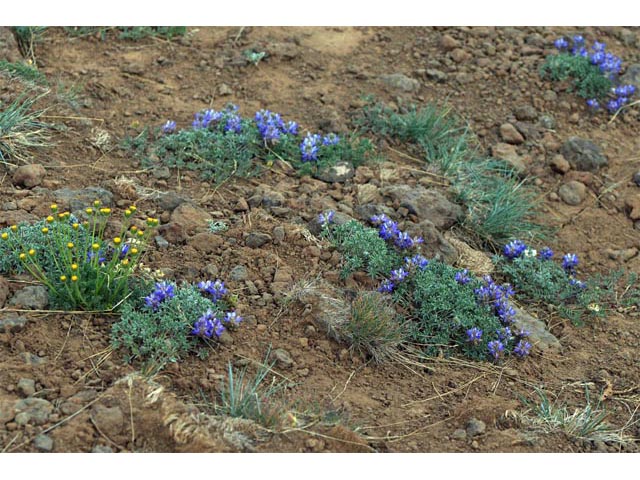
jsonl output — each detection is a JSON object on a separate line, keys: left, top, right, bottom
{"left": 572, "top": 35, "right": 584, "bottom": 45}
{"left": 224, "top": 311, "right": 243, "bottom": 326}
{"left": 455, "top": 269, "right": 471, "bottom": 285}
{"left": 370, "top": 214, "right": 391, "bottom": 225}
{"left": 466, "top": 327, "right": 483, "bottom": 345}
{"left": 119, "top": 243, "right": 131, "bottom": 260}
{"left": 86, "top": 249, "right": 107, "bottom": 266}
{"left": 283, "top": 121, "right": 298, "bottom": 135}
{"left": 503, "top": 240, "right": 527, "bottom": 259}
{"left": 198, "top": 279, "right": 228, "bottom": 302}
{"left": 538, "top": 247, "right": 554, "bottom": 260}
{"left": 592, "top": 41, "right": 606, "bottom": 52}
{"left": 613, "top": 85, "right": 635, "bottom": 99}
{"left": 378, "top": 279, "right": 395, "bottom": 294}
{"left": 589, "top": 51, "right": 605, "bottom": 66}
{"left": 562, "top": 253, "right": 579, "bottom": 271}
{"left": 155, "top": 281, "right": 175, "bottom": 300}
{"left": 300, "top": 133, "right": 321, "bottom": 162}
{"left": 378, "top": 220, "right": 400, "bottom": 241}
{"left": 224, "top": 114, "right": 242, "bottom": 133}
{"left": 494, "top": 299, "right": 516, "bottom": 325}
{"left": 318, "top": 210, "right": 335, "bottom": 228}
{"left": 515, "top": 328, "right": 530, "bottom": 339}
{"left": 487, "top": 340, "right": 505, "bottom": 360}
{"left": 501, "top": 284, "right": 515, "bottom": 299}
{"left": 191, "top": 309, "right": 225, "bottom": 338}
{"left": 554, "top": 37, "right": 569, "bottom": 50}
{"left": 569, "top": 277, "right": 586, "bottom": 289}
{"left": 394, "top": 231, "right": 422, "bottom": 249}
{"left": 144, "top": 293, "right": 163, "bottom": 311}
{"left": 390, "top": 268, "right": 409, "bottom": 283}
{"left": 475, "top": 276, "right": 508, "bottom": 302}
{"left": 322, "top": 133, "right": 340, "bottom": 146}
{"left": 607, "top": 99, "right": 621, "bottom": 113}
{"left": 497, "top": 327, "right": 512, "bottom": 342}
{"left": 255, "top": 109, "right": 286, "bottom": 142}
{"left": 144, "top": 281, "right": 175, "bottom": 311}
{"left": 162, "top": 120, "right": 177, "bottom": 134}
{"left": 513, "top": 339, "right": 532, "bottom": 358}
{"left": 405, "top": 254, "right": 429, "bottom": 271}
{"left": 586, "top": 99, "right": 600, "bottom": 110}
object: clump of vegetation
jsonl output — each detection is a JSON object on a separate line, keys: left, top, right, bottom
{"left": 111, "top": 280, "right": 243, "bottom": 367}
{"left": 11, "top": 27, "right": 46, "bottom": 63}
{"left": 1, "top": 202, "right": 158, "bottom": 311}
{"left": 540, "top": 35, "right": 637, "bottom": 113}
{"left": 320, "top": 212, "right": 531, "bottom": 362}
{"left": 324, "top": 216, "right": 400, "bottom": 280}
{"left": 346, "top": 291, "right": 408, "bottom": 363}
{"left": 64, "top": 26, "right": 187, "bottom": 41}
{"left": 0, "top": 60, "right": 47, "bottom": 85}
{"left": 214, "top": 353, "right": 291, "bottom": 429}
{"left": 0, "top": 90, "right": 54, "bottom": 164}
{"left": 495, "top": 240, "right": 640, "bottom": 325}
{"left": 354, "top": 98, "right": 543, "bottom": 246}
{"left": 125, "top": 104, "right": 374, "bottom": 185}
{"left": 508, "top": 387, "right": 634, "bottom": 446}
{"left": 243, "top": 49, "right": 266, "bottom": 66}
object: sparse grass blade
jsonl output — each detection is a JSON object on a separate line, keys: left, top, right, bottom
{"left": 355, "top": 98, "right": 544, "bottom": 247}
{"left": 512, "top": 387, "right": 634, "bottom": 446}
{"left": 455, "top": 160, "right": 545, "bottom": 245}
{"left": 216, "top": 350, "right": 290, "bottom": 429}
{"left": 346, "top": 291, "right": 408, "bottom": 363}
{"left": 0, "top": 89, "right": 54, "bottom": 164}
{"left": 0, "top": 60, "right": 47, "bottom": 85}
{"left": 11, "top": 27, "right": 46, "bottom": 63}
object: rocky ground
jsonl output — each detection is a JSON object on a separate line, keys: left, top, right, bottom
{"left": 0, "top": 26, "right": 639, "bottom": 453}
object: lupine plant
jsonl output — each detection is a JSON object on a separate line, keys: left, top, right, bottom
{"left": 319, "top": 211, "right": 530, "bottom": 361}
{"left": 541, "top": 34, "right": 637, "bottom": 114}
{"left": 494, "top": 239, "right": 640, "bottom": 324}
{"left": 1, "top": 202, "right": 159, "bottom": 311}
{"left": 111, "top": 280, "right": 243, "bottom": 366}
{"left": 125, "top": 103, "right": 374, "bottom": 184}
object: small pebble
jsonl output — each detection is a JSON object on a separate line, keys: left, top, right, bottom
{"left": 33, "top": 434, "right": 54, "bottom": 452}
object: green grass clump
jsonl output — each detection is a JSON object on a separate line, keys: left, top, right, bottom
{"left": 346, "top": 291, "right": 407, "bottom": 363}
{"left": 453, "top": 160, "right": 545, "bottom": 244}
{"left": 0, "top": 90, "right": 54, "bottom": 164}
{"left": 214, "top": 353, "right": 291, "bottom": 429}
{"left": 510, "top": 387, "right": 633, "bottom": 446}
{"left": 111, "top": 281, "right": 238, "bottom": 368}
{"left": 11, "top": 27, "right": 46, "bottom": 63}
{"left": 0, "top": 60, "right": 47, "bottom": 85}
{"left": 540, "top": 53, "right": 612, "bottom": 101}
{"left": 354, "top": 98, "right": 543, "bottom": 246}
{"left": 1, "top": 203, "right": 159, "bottom": 311}
{"left": 64, "top": 26, "right": 187, "bottom": 41}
